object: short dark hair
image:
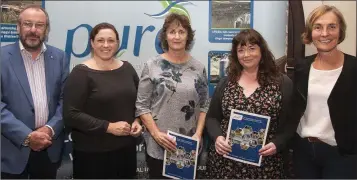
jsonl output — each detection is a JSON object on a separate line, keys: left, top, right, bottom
{"left": 227, "top": 29, "right": 280, "bottom": 86}
{"left": 17, "top": 5, "right": 50, "bottom": 33}
{"left": 159, "top": 13, "right": 195, "bottom": 51}
{"left": 90, "top": 22, "right": 119, "bottom": 42}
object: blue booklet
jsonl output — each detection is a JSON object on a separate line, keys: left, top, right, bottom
{"left": 163, "top": 131, "right": 199, "bottom": 179}
{"left": 223, "top": 109, "right": 270, "bottom": 166}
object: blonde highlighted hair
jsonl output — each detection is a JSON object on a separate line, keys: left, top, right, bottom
{"left": 301, "top": 5, "right": 346, "bottom": 44}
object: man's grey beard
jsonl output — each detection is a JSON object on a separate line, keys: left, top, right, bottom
{"left": 20, "top": 35, "right": 44, "bottom": 52}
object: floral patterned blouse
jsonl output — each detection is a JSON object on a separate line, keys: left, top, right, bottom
{"left": 135, "top": 55, "right": 209, "bottom": 160}
{"left": 201, "top": 81, "right": 284, "bottom": 179}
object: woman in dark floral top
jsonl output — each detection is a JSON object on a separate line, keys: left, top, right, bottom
{"left": 201, "top": 29, "right": 293, "bottom": 179}
{"left": 135, "top": 13, "right": 208, "bottom": 179}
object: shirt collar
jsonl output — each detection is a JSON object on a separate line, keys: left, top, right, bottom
{"left": 19, "top": 41, "right": 47, "bottom": 54}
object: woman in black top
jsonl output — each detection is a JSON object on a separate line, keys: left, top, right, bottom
{"left": 287, "top": 5, "right": 357, "bottom": 178}
{"left": 201, "top": 29, "right": 293, "bottom": 179}
{"left": 63, "top": 22, "right": 142, "bottom": 179}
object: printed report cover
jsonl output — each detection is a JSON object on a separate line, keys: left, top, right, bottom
{"left": 224, "top": 109, "right": 270, "bottom": 166}
{"left": 163, "top": 131, "right": 199, "bottom": 179}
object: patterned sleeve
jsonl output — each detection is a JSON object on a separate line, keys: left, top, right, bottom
{"left": 135, "top": 62, "right": 153, "bottom": 117}
{"left": 197, "top": 67, "right": 209, "bottom": 113}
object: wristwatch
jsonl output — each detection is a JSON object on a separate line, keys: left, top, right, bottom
{"left": 23, "top": 134, "right": 31, "bottom": 147}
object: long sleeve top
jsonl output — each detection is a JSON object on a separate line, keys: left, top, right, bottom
{"left": 135, "top": 55, "right": 209, "bottom": 160}
{"left": 63, "top": 61, "right": 139, "bottom": 152}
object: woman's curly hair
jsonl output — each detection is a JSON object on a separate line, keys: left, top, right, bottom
{"left": 159, "top": 13, "right": 195, "bottom": 51}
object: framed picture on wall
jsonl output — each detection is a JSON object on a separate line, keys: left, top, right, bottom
{"left": 0, "top": 0, "right": 45, "bottom": 42}
{"left": 207, "top": 50, "right": 230, "bottom": 97}
{"left": 208, "top": 0, "right": 254, "bottom": 43}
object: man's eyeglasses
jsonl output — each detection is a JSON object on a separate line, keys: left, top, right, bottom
{"left": 21, "top": 21, "right": 46, "bottom": 30}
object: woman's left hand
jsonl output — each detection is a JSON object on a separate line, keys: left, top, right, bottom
{"left": 130, "top": 120, "right": 142, "bottom": 137}
{"left": 258, "top": 142, "right": 277, "bottom": 156}
{"left": 192, "top": 133, "right": 202, "bottom": 141}
{"left": 192, "top": 133, "right": 203, "bottom": 153}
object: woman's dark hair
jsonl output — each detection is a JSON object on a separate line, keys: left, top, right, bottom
{"left": 159, "top": 13, "right": 195, "bottom": 51}
{"left": 90, "top": 22, "right": 119, "bottom": 42}
{"left": 227, "top": 29, "right": 280, "bottom": 86}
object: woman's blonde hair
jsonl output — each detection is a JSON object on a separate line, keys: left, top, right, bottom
{"left": 301, "top": 5, "right": 346, "bottom": 44}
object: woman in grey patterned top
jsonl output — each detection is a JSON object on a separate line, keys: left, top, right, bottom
{"left": 135, "top": 13, "right": 209, "bottom": 179}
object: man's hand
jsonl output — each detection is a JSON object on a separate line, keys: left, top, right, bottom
{"left": 130, "top": 120, "right": 142, "bottom": 137}
{"left": 28, "top": 131, "right": 52, "bottom": 151}
{"left": 152, "top": 131, "right": 176, "bottom": 152}
{"left": 107, "top": 121, "right": 131, "bottom": 136}
{"left": 36, "top": 126, "right": 53, "bottom": 138}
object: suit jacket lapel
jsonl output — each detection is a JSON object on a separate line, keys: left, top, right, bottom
{"left": 44, "top": 48, "right": 54, "bottom": 106}
{"left": 9, "top": 42, "right": 34, "bottom": 107}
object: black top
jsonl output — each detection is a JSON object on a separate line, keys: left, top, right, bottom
{"left": 63, "top": 61, "right": 139, "bottom": 152}
{"left": 205, "top": 74, "right": 293, "bottom": 152}
{"left": 287, "top": 53, "right": 357, "bottom": 155}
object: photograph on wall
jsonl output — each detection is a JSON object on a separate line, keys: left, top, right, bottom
{"left": 224, "top": 109, "right": 270, "bottom": 166}
{"left": 1, "top": 0, "right": 44, "bottom": 42}
{"left": 163, "top": 131, "right": 199, "bottom": 179}
{"left": 208, "top": 0, "right": 253, "bottom": 43}
{"left": 208, "top": 51, "right": 230, "bottom": 97}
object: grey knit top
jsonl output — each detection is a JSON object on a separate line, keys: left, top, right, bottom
{"left": 135, "top": 55, "right": 209, "bottom": 160}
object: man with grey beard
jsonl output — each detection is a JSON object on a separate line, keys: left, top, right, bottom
{"left": 1, "top": 5, "right": 69, "bottom": 179}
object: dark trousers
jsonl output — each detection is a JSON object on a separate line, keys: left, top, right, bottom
{"left": 293, "top": 134, "right": 357, "bottom": 179}
{"left": 145, "top": 153, "right": 169, "bottom": 179}
{"left": 73, "top": 145, "right": 137, "bottom": 179}
{"left": 1, "top": 150, "right": 59, "bottom": 179}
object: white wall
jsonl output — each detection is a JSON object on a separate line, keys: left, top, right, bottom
{"left": 302, "top": 1, "right": 356, "bottom": 56}
{"left": 254, "top": 1, "right": 288, "bottom": 59}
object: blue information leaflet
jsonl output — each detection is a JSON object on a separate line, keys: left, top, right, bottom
{"left": 163, "top": 131, "right": 199, "bottom": 179}
{"left": 224, "top": 109, "right": 270, "bottom": 166}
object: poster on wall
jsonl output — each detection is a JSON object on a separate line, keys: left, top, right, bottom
{"left": 0, "top": 0, "right": 45, "bottom": 42}
{"left": 208, "top": 0, "right": 253, "bottom": 43}
{"left": 208, "top": 50, "right": 230, "bottom": 97}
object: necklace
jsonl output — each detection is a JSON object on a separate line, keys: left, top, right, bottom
{"left": 94, "top": 59, "right": 115, "bottom": 70}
